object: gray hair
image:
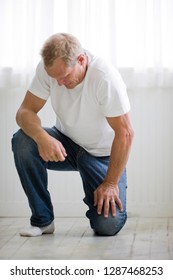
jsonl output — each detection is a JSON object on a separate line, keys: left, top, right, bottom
{"left": 41, "top": 33, "right": 84, "bottom": 67}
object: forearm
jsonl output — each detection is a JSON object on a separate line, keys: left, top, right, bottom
{"left": 16, "top": 109, "right": 48, "bottom": 143}
{"left": 94, "top": 113, "right": 134, "bottom": 217}
{"left": 16, "top": 108, "right": 67, "bottom": 162}
{"left": 104, "top": 134, "right": 133, "bottom": 186}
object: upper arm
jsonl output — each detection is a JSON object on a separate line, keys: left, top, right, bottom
{"left": 17, "top": 91, "right": 47, "bottom": 114}
{"left": 106, "top": 112, "right": 134, "bottom": 138}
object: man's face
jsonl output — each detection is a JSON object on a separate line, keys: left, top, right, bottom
{"left": 45, "top": 56, "right": 85, "bottom": 89}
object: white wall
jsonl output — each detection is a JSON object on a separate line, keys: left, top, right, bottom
{"left": 0, "top": 88, "right": 173, "bottom": 217}
{"left": 127, "top": 88, "right": 173, "bottom": 217}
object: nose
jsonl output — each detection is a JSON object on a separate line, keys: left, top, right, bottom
{"left": 57, "top": 78, "right": 65, "bottom": 86}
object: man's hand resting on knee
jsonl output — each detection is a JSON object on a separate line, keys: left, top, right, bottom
{"left": 94, "top": 182, "right": 123, "bottom": 218}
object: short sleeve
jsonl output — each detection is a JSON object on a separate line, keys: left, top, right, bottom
{"left": 97, "top": 69, "right": 131, "bottom": 117}
{"left": 28, "top": 61, "right": 50, "bottom": 100}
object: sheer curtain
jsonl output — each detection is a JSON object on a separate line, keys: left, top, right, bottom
{"left": 0, "top": 0, "right": 173, "bottom": 88}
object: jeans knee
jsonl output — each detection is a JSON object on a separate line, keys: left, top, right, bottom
{"left": 89, "top": 211, "right": 127, "bottom": 236}
{"left": 12, "top": 129, "right": 37, "bottom": 160}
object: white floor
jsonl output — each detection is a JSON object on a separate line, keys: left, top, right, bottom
{"left": 0, "top": 217, "right": 172, "bottom": 260}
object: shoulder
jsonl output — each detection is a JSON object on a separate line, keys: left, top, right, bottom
{"left": 35, "top": 60, "right": 49, "bottom": 77}
{"left": 28, "top": 60, "right": 51, "bottom": 100}
{"left": 86, "top": 51, "right": 126, "bottom": 89}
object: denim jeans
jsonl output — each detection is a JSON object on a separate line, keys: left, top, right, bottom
{"left": 12, "top": 127, "right": 127, "bottom": 236}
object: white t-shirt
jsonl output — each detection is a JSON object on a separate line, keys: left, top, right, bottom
{"left": 29, "top": 51, "right": 131, "bottom": 156}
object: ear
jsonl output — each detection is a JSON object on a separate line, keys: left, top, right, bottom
{"left": 77, "top": 54, "right": 85, "bottom": 65}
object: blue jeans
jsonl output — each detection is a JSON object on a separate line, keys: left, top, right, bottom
{"left": 12, "top": 127, "right": 127, "bottom": 236}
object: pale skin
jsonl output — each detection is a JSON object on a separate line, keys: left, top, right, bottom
{"left": 16, "top": 54, "right": 134, "bottom": 218}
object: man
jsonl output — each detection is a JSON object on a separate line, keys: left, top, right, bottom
{"left": 12, "top": 33, "right": 134, "bottom": 237}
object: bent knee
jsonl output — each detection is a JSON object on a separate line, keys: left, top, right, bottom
{"left": 92, "top": 212, "right": 127, "bottom": 236}
{"left": 12, "top": 129, "right": 37, "bottom": 158}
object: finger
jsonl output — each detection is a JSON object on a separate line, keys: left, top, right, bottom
{"left": 38, "top": 149, "right": 49, "bottom": 162}
{"left": 42, "top": 156, "right": 49, "bottom": 162}
{"left": 56, "top": 150, "right": 65, "bottom": 161}
{"left": 104, "top": 198, "right": 110, "bottom": 218}
{"left": 41, "top": 153, "right": 51, "bottom": 162}
{"left": 110, "top": 199, "right": 116, "bottom": 217}
{"left": 59, "top": 152, "right": 67, "bottom": 161}
{"left": 59, "top": 143, "right": 67, "bottom": 158}
{"left": 115, "top": 196, "right": 123, "bottom": 211}
{"left": 54, "top": 156, "right": 59, "bottom": 162}
{"left": 97, "top": 198, "right": 104, "bottom": 215}
{"left": 48, "top": 153, "right": 59, "bottom": 162}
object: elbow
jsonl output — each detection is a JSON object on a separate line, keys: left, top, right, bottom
{"left": 118, "top": 127, "right": 134, "bottom": 146}
{"left": 16, "top": 108, "right": 23, "bottom": 127}
{"left": 16, "top": 110, "right": 19, "bottom": 126}
{"left": 129, "top": 127, "right": 135, "bottom": 142}
{"left": 16, "top": 110, "right": 20, "bottom": 126}
{"left": 126, "top": 127, "right": 135, "bottom": 145}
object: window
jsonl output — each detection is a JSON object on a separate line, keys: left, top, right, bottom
{"left": 1, "top": 0, "right": 173, "bottom": 88}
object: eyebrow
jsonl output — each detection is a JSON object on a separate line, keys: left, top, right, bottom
{"left": 49, "top": 69, "right": 73, "bottom": 80}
